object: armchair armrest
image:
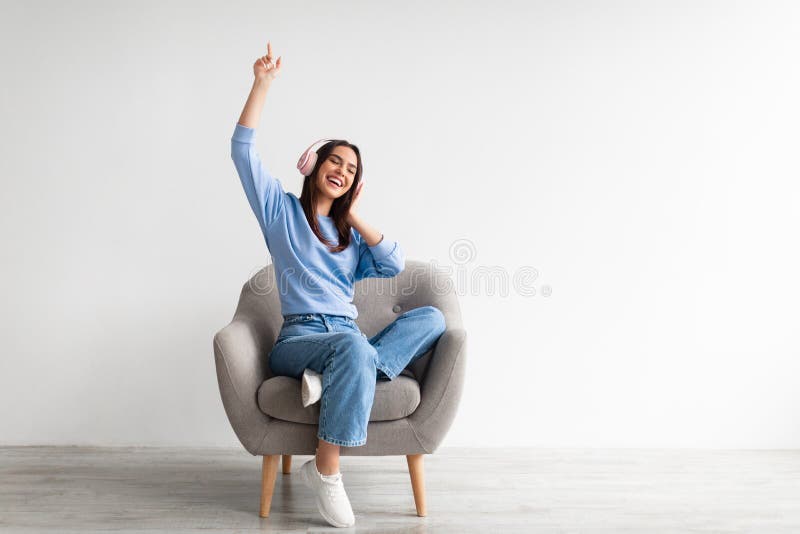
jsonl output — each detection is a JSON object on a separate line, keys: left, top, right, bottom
{"left": 213, "top": 316, "right": 274, "bottom": 455}
{"left": 407, "top": 328, "right": 467, "bottom": 453}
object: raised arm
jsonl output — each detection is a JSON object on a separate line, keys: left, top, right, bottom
{"left": 230, "top": 41, "right": 286, "bottom": 233}
{"left": 238, "top": 41, "right": 282, "bottom": 128}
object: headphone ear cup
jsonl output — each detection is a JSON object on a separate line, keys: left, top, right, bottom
{"left": 297, "top": 149, "right": 318, "bottom": 176}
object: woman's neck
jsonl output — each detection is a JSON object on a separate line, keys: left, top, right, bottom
{"left": 315, "top": 196, "right": 333, "bottom": 218}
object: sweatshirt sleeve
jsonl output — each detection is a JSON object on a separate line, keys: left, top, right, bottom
{"left": 230, "top": 122, "right": 286, "bottom": 233}
{"left": 354, "top": 232, "right": 406, "bottom": 281}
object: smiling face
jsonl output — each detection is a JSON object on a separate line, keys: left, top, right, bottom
{"left": 315, "top": 145, "right": 358, "bottom": 200}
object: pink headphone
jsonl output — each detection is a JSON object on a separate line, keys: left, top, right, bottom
{"left": 297, "top": 138, "right": 335, "bottom": 176}
{"left": 297, "top": 139, "right": 365, "bottom": 192}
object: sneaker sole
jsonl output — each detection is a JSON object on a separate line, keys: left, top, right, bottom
{"left": 301, "top": 460, "right": 354, "bottom": 528}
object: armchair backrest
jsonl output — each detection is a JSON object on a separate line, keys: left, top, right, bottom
{"left": 232, "top": 259, "right": 463, "bottom": 381}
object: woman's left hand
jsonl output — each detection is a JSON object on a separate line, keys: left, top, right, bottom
{"left": 347, "top": 181, "right": 364, "bottom": 223}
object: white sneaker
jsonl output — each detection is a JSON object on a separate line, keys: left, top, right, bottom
{"left": 301, "top": 368, "right": 323, "bottom": 407}
{"left": 300, "top": 458, "right": 356, "bottom": 528}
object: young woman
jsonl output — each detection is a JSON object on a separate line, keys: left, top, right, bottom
{"left": 231, "top": 41, "right": 447, "bottom": 528}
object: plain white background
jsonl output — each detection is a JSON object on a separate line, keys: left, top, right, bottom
{"left": 1, "top": 0, "right": 799, "bottom": 449}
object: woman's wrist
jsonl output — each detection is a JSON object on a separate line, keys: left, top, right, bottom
{"left": 253, "top": 77, "right": 272, "bottom": 91}
{"left": 238, "top": 78, "right": 272, "bottom": 128}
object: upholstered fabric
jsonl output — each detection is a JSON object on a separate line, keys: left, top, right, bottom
{"left": 213, "top": 259, "right": 467, "bottom": 456}
{"left": 257, "top": 370, "right": 422, "bottom": 425}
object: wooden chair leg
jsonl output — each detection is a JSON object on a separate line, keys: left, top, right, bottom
{"left": 260, "top": 454, "right": 280, "bottom": 517}
{"left": 282, "top": 454, "right": 292, "bottom": 474}
{"left": 406, "top": 454, "right": 427, "bottom": 516}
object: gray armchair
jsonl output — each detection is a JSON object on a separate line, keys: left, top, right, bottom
{"left": 213, "top": 259, "right": 467, "bottom": 517}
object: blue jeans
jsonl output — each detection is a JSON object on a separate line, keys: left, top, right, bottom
{"left": 268, "top": 305, "right": 447, "bottom": 447}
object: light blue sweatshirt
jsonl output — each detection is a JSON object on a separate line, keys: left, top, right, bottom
{"left": 230, "top": 123, "right": 405, "bottom": 319}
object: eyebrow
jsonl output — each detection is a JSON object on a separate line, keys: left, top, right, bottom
{"left": 330, "top": 154, "right": 357, "bottom": 170}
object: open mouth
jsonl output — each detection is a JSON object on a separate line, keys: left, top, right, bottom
{"left": 326, "top": 175, "right": 344, "bottom": 189}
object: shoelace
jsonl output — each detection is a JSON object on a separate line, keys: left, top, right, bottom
{"left": 321, "top": 474, "right": 346, "bottom": 501}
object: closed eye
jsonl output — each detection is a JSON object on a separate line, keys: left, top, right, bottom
{"left": 330, "top": 155, "right": 356, "bottom": 174}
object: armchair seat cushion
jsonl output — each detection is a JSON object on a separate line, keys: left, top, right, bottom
{"left": 256, "top": 370, "right": 421, "bottom": 424}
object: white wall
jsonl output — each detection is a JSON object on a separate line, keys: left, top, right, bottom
{"left": 1, "top": 0, "right": 799, "bottom": 448}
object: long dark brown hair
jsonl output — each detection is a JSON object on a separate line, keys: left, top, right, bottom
{"left": 299, "top": 140, "right": 363, "bottom": 253}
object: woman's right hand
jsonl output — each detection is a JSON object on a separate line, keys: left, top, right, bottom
{"left": 253, "top": 41, "right": 282, "bottom": 82}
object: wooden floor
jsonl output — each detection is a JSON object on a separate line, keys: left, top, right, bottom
{"left": 1, "top": 446, "right": 799, "bottom": 533}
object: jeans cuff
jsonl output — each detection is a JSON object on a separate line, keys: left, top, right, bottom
{"left": 318, "top": 432, "right": 367, "bottom": 447}
{"left": 375, "top": 362, "right": 397, "bottom": 381}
